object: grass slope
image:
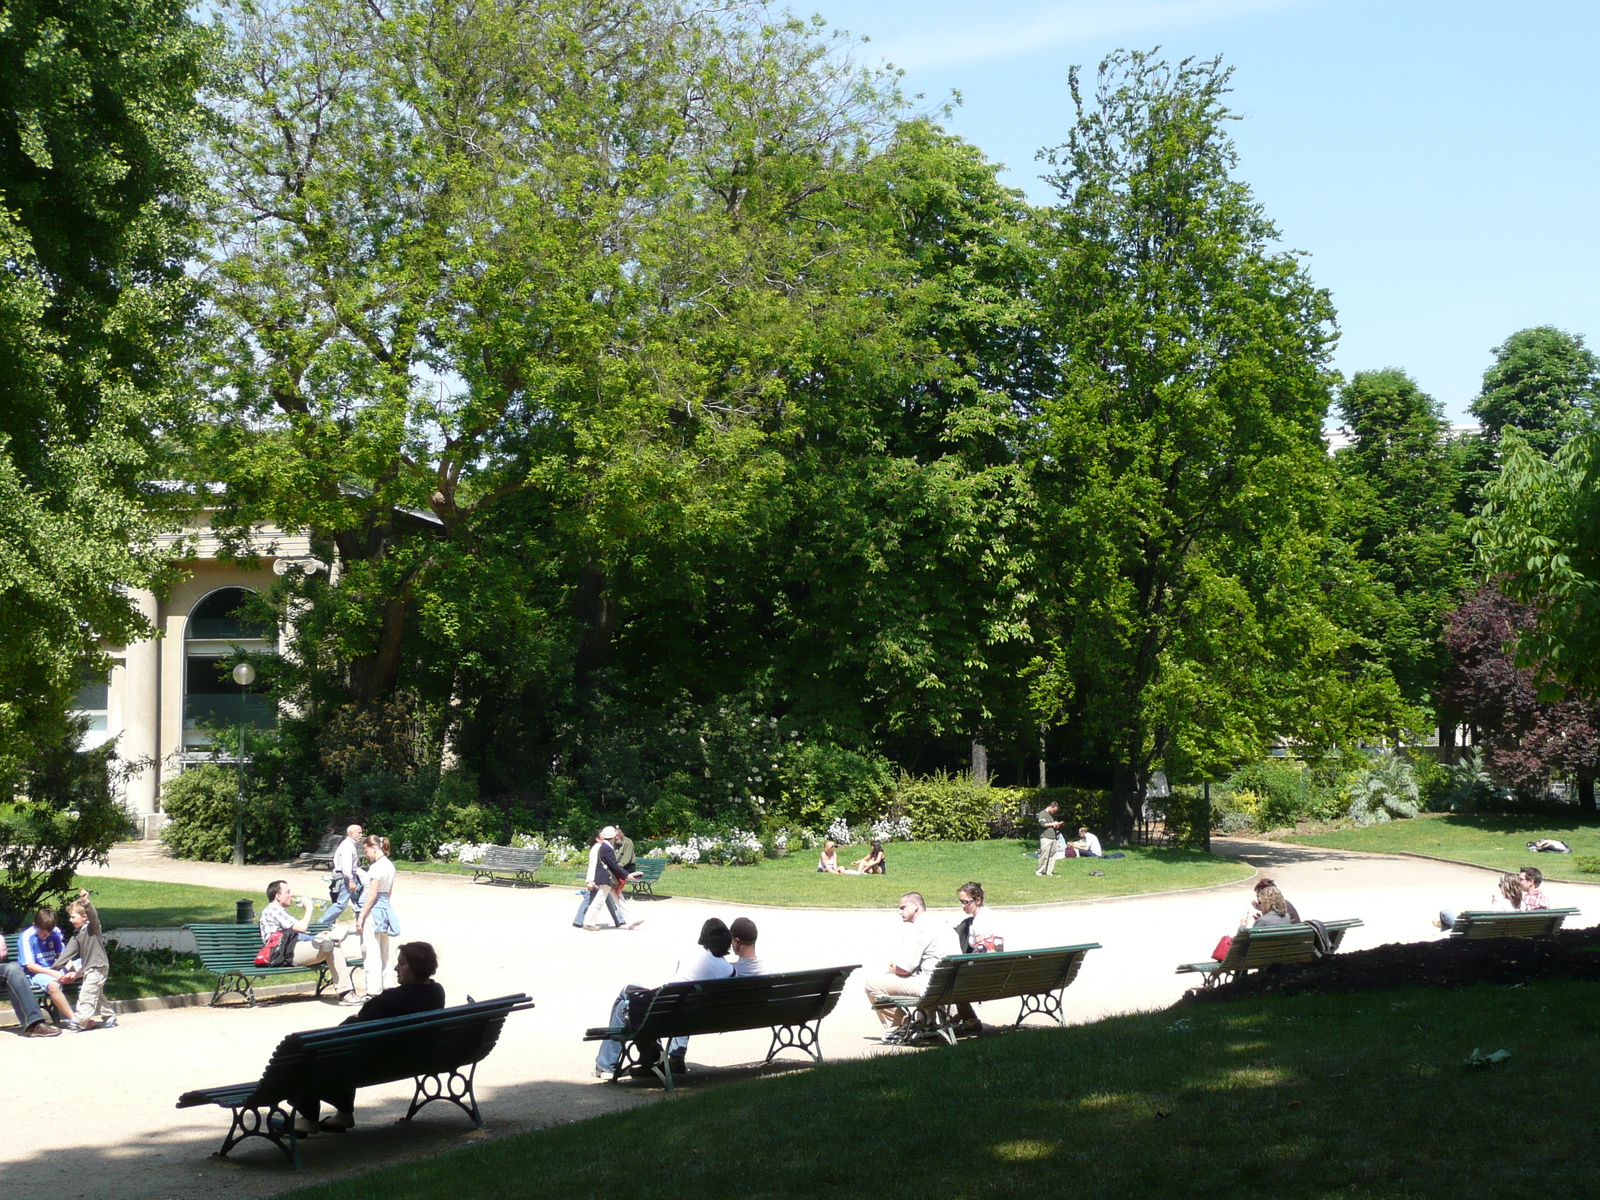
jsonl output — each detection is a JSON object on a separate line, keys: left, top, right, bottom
{"left": 69, "top": 875, "right": 257, "bottom": 928}
{"left": 1285, "top": 812, "right": 1600, "bottom": 880}
{"left": 400, "top": 842, "right": 1252, "bottom": 908}
{"left": 278, "top": 979, "right": 1600, "bottom": 1200}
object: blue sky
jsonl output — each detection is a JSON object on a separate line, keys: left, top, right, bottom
{"left": 797, "top": 0, "right": 1600, "bottom": 422}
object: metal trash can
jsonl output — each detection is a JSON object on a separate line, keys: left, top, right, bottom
{"left": 236, "top": 899, "right": 255, "bottom": 925}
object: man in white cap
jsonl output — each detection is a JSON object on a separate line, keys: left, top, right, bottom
{"left": 582, "top": 826, "right": 643, "bottom": 930}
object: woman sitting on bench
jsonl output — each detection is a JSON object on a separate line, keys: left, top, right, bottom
{"left": 293, "top": 941, "right": 444, "bottom": 1135}
{"left": 1434, "top": 873, "right": 1522, "bottom": 933}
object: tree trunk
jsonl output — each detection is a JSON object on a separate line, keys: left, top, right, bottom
{"left": 347, "top": 593, "right": 410, "bottom": 702}
{"left": 572, "top": 565, "right": 616, "bottom": 688}
{"left": 1108, "top": 762, "right": 1141, "bottom": 846}
{"left": 970, "top": 739, "right": 988, "bottom": 786}
{"left": 1580, "top": 774, "right": 1596, "bottom": 814}
{"left": 1038, "top": 727, "right": 1048, "bottom": 789}
{"left": 1439, "top": 720, "right": 1457, "bottom": 767}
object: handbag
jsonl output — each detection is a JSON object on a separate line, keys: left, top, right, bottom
{"left": 1210, "top": 935, "right": 1233, "bottom": 961}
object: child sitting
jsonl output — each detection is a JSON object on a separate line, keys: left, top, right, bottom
{"left": 19, "top": 906, "right": 74, "bottom": 1025}
{"left": 52, "top": 890, "right": 117, "bottom": 1031}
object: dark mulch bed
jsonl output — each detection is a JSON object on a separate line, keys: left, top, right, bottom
{"left": 1176, "top": 924, "right": 1600, "bottom": 1004}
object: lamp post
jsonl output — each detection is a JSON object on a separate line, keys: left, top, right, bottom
{"left": 231, "top": 661, "right": 256, "bottom": 867}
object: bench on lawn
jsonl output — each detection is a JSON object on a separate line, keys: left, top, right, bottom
{"left": 870, "top": 943, "right": 1100, "bottom": 1045}
{"left": 177, "top": 993, "right": 533, "bottom": 1169}
{"left": 187, "top": 921, "right": 364, "bottom": 1007}
{"left": 583, "top": 964, "right": 859, "bottom": 1092}
{"left": 296, "top": 832, "right": 343, "bottom": 868}
{"left": 1450, "top": 907, "right": 1578, "bottom": 939}
{"left": 1176, "top": 918, "right": 1364, "bottom": 990}
{"left": 470, "top": 845, "right": 549, "bottom": 886}
{"left": 571, "top": 856, "right": 669, "bottom": 898}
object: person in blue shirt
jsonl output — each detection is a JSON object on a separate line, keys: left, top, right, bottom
{"left": 19, "top": 907, "right": 75, "bottom": 1025}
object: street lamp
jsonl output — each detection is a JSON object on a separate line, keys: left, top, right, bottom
{"left": 231, "top": 661, "right": 256, "bottom": 867}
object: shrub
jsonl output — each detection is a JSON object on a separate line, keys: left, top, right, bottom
{"left": 1432, "top": 751, "right": 1509, "bottom": 813}
{"left": 159, "top": 765, "right": 303, "bottom": 863}
{"left": 895, "top": 771, "right": 992, "bottom": 841}
{"left": 991, "top": 786, "right": 1109, "bottom": 839}
{"left": 1155, "top": 786, "right": 1210, "bottom": 848}
{"left": 1222, "top": 757, "right": 1344, "bottom": 827}
{"left": 779, "top": 743, "right": 894, "bottom": 828}
{"left": 1345, "top": 751, "right": 1422, "bottom": 826}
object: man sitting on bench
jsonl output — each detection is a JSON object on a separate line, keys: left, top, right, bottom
{"left": 292, "top": 941, "right": 445, "bottom": 1135}
{"left": 593, "top": 918, "right": 735, "bottom": 1079}
{"left": 260, "top": 880, "right": 358, "bottom": 1003}
{"left": 863, "top": 892, "right": 960, "bottom": 1044}
{"left": 664, "top": 916, "right": 766, "bottom": 1075}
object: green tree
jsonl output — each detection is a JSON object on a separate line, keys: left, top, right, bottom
{"left": 1027, "top": 52, "right": 1404, "bottom": 842}
{"left": 1331, "top": 369, "right": 1469, "bottom": 706}
{"left": 0, "top": 0, "right": 209, "bottom": 914}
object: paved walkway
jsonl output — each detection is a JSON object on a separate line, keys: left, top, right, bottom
{"left": 4, "top": 839, "right": 1591, "bottom": 1199}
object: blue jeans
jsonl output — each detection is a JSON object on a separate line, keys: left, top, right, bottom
{"left": 573, "top": 887, "right": 622, "bottom": 927}
{"left": 4, "top": 961, "right": 46, "bottom": 1029}
{"left": 322, "top": 877, "right": 361, "bottom": 924}
{"left": 595, "top": 990, "right": 632, "bottom": 1073}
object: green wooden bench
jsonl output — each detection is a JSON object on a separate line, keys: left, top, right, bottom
{"left": 1449, "top": 907, "right": 1578, "bottom": 939}
{"left": 296, "top": 832, "right": 343, "bottom": 868}
{"left": 470, "top": 845, "right": 549, "bottom": 886}
{"left": 187, "top": 921, "right": 364, "bottom": 1007}
{"left": 1176, "top": 918, "right": 1363, "bottom": 990}
{"left": 177, "top": 993, "right": 533, "bottom": 1169}
{"left": 584, "top": 964, "right": 859, "bottom": 1092}
{"left": 870, "top": 943, "right": 1100, "bottom": 1045}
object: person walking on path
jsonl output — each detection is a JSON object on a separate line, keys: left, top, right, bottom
{"left": 322, "top": 824, "right": 363, "bottom": 924}
{"left": 574, "top": 833, "right": 624, "bottom": 928}
{"left": 354, "top": 835, "right": 402, "bottom": 999}
{"left": 2, "top": 935, "right": 60, "bottom": 1036}
{"left": 1036, "top": 802, "right": 1063, "bottom": 876}
{"left": 582, "top": 826, "right": 643, "bottom": 931}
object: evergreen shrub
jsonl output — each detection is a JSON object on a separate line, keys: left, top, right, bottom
{"left": 159, "top": 765, "right": 303, "bottom": 863}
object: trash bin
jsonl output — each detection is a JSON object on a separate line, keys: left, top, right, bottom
{"left": 236, "top": 899, "right": 255, "bottom": 925}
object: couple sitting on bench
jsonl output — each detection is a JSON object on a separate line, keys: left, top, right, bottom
{"left": 592, "top": 916, "right": 763, "bottom": 1079}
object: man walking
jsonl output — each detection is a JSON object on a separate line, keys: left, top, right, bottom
{"left": 322, "top": 823, "right": 363, "bottom": 923}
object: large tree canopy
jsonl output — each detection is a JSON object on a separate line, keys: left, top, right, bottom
{"left": 1026, "top": 52, "right": 1405, "bottom": 841}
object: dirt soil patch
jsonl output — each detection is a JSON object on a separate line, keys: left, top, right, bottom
{"left": 1178, "top": 925, "right": 1600, "bottom": 1004}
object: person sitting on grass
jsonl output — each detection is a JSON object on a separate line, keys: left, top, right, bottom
{"left": 259, "top": 879, "right": 358, "bottom": 1003}
{"left": 19, "top": 906, "right": 74, "bottom": 1026}
{"left": 853, "top": 840, "right": 887, "bottom": 875}
{"left": 1435, "top": 873, "right": 1522, "bottom": 932}
{"left": 1518, "top": 867, "right": 1548, "bottom": 911}
{"left": 818, "top": 841, "right": 843, "bottom": 873}
{"left": 2, "top": 932, "right": 60, "bottom": 1037}
{"left": 49, "top": 891, "right": 117, "bottom": 1031}
{"left": 292, "top": 940, "right": 445, "bottom": 1136}
{"left": 1072, "top": 826, "right": 1104, "bottom": 858}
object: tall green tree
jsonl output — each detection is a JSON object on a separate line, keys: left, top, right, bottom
{"left": 1027, "top": 52, "right": 1404, "bottom": 841}
{"left": 0, "top": 0, "right": 208, "bottom": 916}
{"left": 1331, "top": 369, "right": 1468, "bottom": 707}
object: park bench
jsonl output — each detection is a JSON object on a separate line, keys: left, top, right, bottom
{"left": 470, "top": 844, "right": 549, "bottom": 886}
{"left": 869, "top": 943, "right": 1100, "bottom": 1045}
{"left": 296, "top": 832, "right": 343, "bottom": 868}
{"left": 187, "top": 921, "right": 364, "bottom": 1007}
{"left": 4, "top": 931, "right": 78, "bottom": 1013}
{"left": 584, "top": 964, "right": 859, "bottom": 1092}
{"left": 571, "top": 855, "right": 669, "bottom": 898}
{"left": 1176, "top": 918, "right": 1364, "bottom": 990}
{"left": 177, "top": 993, "right": 534, "bottom": 1169}
{"left": 1449, "top": 907, "right": 1578, "bottom": 939}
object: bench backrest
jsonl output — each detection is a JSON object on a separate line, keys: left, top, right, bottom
{"left": 1454, "top": 907, "right": 1577, "bottom": 939}
{"left": 634, "top": 858, "right": 667, "bottom": 881}
{"left": 931, "top": 943, "right": 1099, "bottom": 1006}
{"left": 233, "top": 994, "right": 533, "bottom": 1108}
{"left": 632, "top": 966, "right": 857, "bottom": 1040}
{"left": 479, "top": 846, "right": 547, "bottom": 869}
{"left": 1219, "top": 924, "right": 1321, "bottom": 970}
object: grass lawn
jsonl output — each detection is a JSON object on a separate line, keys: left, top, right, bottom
{"left": 397, "top": 841, "right": 1251, "bottom": 907}
{"left": 277, "top": 977, "right": 1600, "bottom": 1200}
{"left": 1285, "top": 812, "right": 1600, "bottom": 881}
{"left": 69, "top": 875, "right": 257, "bottom": 928}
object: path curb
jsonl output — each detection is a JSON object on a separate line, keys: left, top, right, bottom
{"left": 109, "top": 979, "right": 323, "bottom": 1016}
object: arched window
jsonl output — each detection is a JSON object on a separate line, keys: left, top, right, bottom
{"left": 183, "top": 587, "right": 275, "bottom": 749}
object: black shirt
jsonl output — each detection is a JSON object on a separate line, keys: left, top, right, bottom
{"left": 342, "top": 980, "right": 446, "bottom": 1025}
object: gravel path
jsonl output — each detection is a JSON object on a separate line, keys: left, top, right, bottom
{"left": 4, "top": 837, "right": 1591, "bottom": 1199}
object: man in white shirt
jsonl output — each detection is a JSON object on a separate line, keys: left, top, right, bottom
{"left": 863, "top": 892, "right": 960, "bottom": 1042}
{"left": 667, "top": 916, "right": 765, "bottom": 1074}
{"left": 1074, "top": 827, "right": 1104, "bottom": 858}
{"left": 322, "top": 824, "right": 363, "bottom": 923}
{"left": 572, "top": 831, "right": 625, "bottom": 928}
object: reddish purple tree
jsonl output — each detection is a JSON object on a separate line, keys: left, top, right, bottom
{"left": 1439, "top": 584, "right": 1600, "bottom": 809}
